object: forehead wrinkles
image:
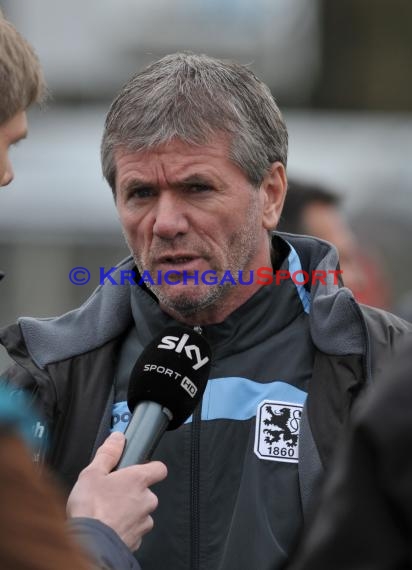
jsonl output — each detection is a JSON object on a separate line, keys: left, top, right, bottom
{"left": 116, "top": 145, "right": 228, "bottom": 190}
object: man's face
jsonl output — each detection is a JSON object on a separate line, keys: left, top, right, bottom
{"left": 115, "top": 137, "right": 285, "bottom": 323}
{"left": 0, "top": 111, "right": 28, "bottom": 187}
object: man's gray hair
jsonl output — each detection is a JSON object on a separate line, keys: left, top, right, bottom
{"left": 101, "top": 52, "right": 288, "bottom": 193}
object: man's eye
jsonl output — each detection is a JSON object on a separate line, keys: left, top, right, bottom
{"left": 131, "top": 187, "right": 154, "bottom": 199}
{"left": 189, "top": 184, "right": 212, "bottom": 193}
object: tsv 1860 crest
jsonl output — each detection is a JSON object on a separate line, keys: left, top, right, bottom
{"left": 254, "top": 400, "right": 303, "bottom": 463}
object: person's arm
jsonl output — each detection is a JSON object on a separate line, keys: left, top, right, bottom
{"left": 69, "top": 519, "right": 143, "bottom": 570}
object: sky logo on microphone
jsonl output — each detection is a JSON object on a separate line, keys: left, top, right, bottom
{"left": 157, "top": 333, "right": 210, "bottom": 370}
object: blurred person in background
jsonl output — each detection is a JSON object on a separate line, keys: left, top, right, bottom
{"left": 1, "top": 51, "right": 410, "bottom": 570}
{"left": 278, "top": 179, "right": 392, "bottom": 308}
{"left": 395, "top": 289, "right": 412, "bottom": 322}
{"left": 0, "top": 10, "right": 166, "bottom": 569}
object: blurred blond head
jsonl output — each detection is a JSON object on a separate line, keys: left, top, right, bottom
{"left": 0, "top": 8, "right": 46, "bottom": 125}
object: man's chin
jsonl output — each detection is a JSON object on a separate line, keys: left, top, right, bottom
{"left": 149, "top": 284, "right": 226, "bottom": 316}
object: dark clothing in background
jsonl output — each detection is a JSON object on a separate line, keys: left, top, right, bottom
{"left": 288, "top": 335, "right": 412, "bottom": 570}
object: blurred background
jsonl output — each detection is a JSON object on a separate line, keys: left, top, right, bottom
{"left": 1, "top": 0, "right": 412, "bottom": 371}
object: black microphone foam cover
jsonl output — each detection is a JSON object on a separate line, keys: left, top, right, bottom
{"left": 127, "top": 326, "right": 212, "bottom": 430}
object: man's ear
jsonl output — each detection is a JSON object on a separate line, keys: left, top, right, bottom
{"left": 261, "top": 162, "right": 287, "bottom": 230}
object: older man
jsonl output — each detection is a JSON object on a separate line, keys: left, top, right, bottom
{"left": 1, "top": 52, "right": 410, "bottom": 570}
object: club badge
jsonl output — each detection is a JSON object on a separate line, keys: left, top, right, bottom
{"left": 254, "top": 400, "right": 303, "bottom": 463}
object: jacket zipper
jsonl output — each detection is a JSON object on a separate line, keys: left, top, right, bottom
{"left": 191, "top": 324, "right": 203, "bottom": 570}
{"left": 190, "top": 401, "right": 202, "bottom": 570}
{"left": 349, "top": 297, "right": 372, "bottom": 385}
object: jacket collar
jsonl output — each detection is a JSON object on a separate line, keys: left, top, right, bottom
{"left": 1, "top": 233, "right": 365, "bottom": 369}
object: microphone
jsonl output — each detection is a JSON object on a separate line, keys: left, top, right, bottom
{"left": 116, "top": 326, "right": 212, "bottom": 468}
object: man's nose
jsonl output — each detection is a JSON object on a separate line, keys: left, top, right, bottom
{"left": 152, "top": 192, "right": 189, "bottom": 239}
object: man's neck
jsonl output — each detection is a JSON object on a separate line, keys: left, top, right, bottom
{"left": 158, "top": 280, "right": 265, "bottom": 326}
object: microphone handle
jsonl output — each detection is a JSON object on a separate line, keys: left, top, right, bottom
{"left": 116, "top": 401, "right": 172, "bottom": 469}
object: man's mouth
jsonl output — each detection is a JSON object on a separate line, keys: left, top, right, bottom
{"left": 157, "top": 254, "right": 199, "bottom": 265}
{"left": 152, "top": 255, "right": 206, "bottom": 277}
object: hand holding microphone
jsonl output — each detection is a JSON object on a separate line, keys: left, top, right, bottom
{"left": 67, "top": 431, "right": 167, "bottom": 552}
{"left": 67, "top": 326, "right": 211, "bottom": 553}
